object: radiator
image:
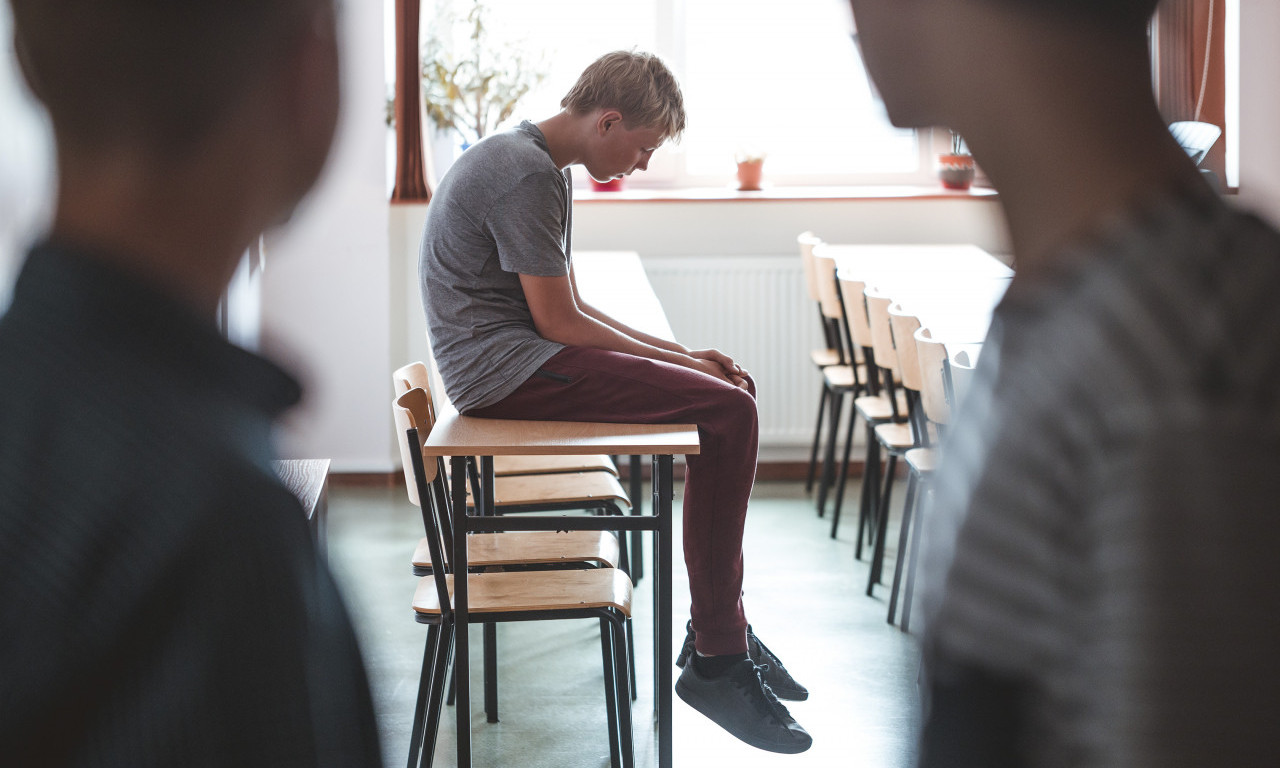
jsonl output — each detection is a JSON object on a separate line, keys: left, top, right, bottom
{"left": 642, "top": 256, "right": 828, "bottom": 453}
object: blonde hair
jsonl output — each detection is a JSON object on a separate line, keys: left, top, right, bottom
{"left": 561, "top": 51, "right": 687, "bottom": 142}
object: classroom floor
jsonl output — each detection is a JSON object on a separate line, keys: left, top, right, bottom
{"left": 326, "top": 478, "right": 922, "bottom": 768}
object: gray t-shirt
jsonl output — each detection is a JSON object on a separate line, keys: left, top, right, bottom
{"left": 419, "top": 121, "right": 571, "bottom": 412}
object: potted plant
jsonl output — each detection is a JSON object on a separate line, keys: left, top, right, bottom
{"left": 938, "top": 130, "right": 975, "bottom": 191}
{"left": 420, "top": 1, "right": 546, "bottom": 150}
{"left": 735, "top": 149, "right": 767, "bottom": 191}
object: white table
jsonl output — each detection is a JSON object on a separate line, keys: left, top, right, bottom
{"left": 823, "top": 243, "right": 1013, "bottom": 344}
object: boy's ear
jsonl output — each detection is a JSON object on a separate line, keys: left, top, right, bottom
{"left": 597, "top": 109, "right": 624, "bottom": 135}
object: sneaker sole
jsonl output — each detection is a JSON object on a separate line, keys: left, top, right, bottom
{"left": 675, "top": 677, "right": 813, "bottom": 754}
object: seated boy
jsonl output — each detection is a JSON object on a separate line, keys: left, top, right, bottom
{"left": 419, "top": 50, "right": 811, "bottom": 754}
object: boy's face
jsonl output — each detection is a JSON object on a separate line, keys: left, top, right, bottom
{"left": 585, "top": 116, "right": 666, "bottom": 182}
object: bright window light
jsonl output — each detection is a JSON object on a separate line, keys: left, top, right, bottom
{"left": 398, "top": 0, "right": 921, "bottom": 186}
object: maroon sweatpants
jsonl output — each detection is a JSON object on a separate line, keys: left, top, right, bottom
{"left": 467, "top": 345, "right": 758, "bottom": 656}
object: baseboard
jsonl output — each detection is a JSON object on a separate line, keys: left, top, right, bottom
{"left": 329, "top": 471, "right": 400, "bottom": 487}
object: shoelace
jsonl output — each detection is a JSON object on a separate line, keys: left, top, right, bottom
{"left": 732, "top": 663, "right": 794, "bottom": 723}
{"left": 748, "top": 630, "right": 789, "bottom": 675}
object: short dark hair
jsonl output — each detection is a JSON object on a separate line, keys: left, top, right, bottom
{"left": 989, "top": 0, "right": 1159, "bottom": 32}
{"left": 10, "top": 0, "right": 325, "bottom": 154}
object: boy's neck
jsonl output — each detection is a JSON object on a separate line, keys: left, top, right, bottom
{"left": 535, "top": 112, "right": 589, "bottom": 170}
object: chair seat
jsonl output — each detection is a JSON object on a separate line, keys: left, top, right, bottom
{"left": 810, "top": 348, "right": 842, "bottom": 368}
{"left": 873, "top": 422, "right": 916, "bottom": 452}
{"left": 413, "top": 567, "right": 634, "bottom": 616}
{"left": 854, "top": 391, "right": 909, "bottom": 422}
{"left": 822, "top": 363, "right": 871, "bottom": 390}
{"left": 458, "top": 470, "right": 632, "bottom": 510}
{"left": 494, "top": 454, "right": 619, "bottom": 478}
{"left": 905, "top": 446, "right": 936, "bottom": 474}
{"left": 413, "top": 530, "right": 620, "bottom": 570}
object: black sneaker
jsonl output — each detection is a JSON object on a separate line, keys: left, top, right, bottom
{"left": 675, "top": 658, "right": 812, "bottom": 754}
{"left": 675, "top": 621, "right": 810, "bottom": 702}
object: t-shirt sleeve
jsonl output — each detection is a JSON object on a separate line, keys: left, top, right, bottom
{"left": 484, "top": 170, "right": 569, "bottom": 278}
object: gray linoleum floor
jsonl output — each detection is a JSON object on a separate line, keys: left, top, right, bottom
{"left": 326, "top": 478, "right": 922, "bottom": 768}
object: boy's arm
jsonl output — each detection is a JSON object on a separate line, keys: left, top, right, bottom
{"left": 519, "top": 271, "right": 745, "bottom": 388}
{"left": 564, "top": 263, "right": 748, "bottom": 385}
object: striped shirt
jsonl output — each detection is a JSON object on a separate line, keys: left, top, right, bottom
{"left": 918, "top": 187, "right": 1280, "bottom": 767}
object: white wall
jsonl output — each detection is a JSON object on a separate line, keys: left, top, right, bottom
{"left": 262, "top": 0, "right": 394, "bottom": 471}
{"left": 1238, "top": 1, "right": 1280, "bottom": 226}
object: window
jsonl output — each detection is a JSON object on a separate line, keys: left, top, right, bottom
{"left": 396, "top": 0, "right": 927, "bottom": 188}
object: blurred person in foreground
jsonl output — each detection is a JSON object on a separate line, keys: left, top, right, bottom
{"left": 848, "top": 0, "right": 1280, "bottom": 765}
{"left": 0, "top": 1, "right": 380, "bottom": 765}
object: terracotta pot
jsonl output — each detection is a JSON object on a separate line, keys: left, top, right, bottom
{"left": 938, "top": 153, "right": 975, "bottom": 190}
{"left": 590, "top": 177, "right": 625, "bottom": 192}
{"left": 736, "top": 159, "right": 764, "bottom": 191}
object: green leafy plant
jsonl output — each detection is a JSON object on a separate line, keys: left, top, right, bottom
{"left": 421, "top": 1, "right": 546, "bottom": 145}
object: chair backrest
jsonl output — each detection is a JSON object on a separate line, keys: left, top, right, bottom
{"left": 888, "top": 305, "right": 923, "bottom": 392}
{"left": 393, "top": 361, "right": 439, "bottom": 425}
{"left": 864, "top": 287, "right": 899, "bottom": 377}
{"left": 392, "top": 361, "right": 430, "bottom": 395}
{"left": 914, "top": 327, "right": 951, "bottom": 426}
{"left": 394, "top": 389, "right": 438, "bottom": 510}
{"left": 838, "top": 276, "right": 873, "bottom": 349}
{"left": 812, "top": 250, "right": 844, "bottom": 322}
{"left": 393, "top": 391, "right": 454, "bottom": 605}
{"left": 797, "top": 231, "right": 823, "bottom": 302}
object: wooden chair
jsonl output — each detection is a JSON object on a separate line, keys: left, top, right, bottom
{"left": 395, "top": 398, "right": 635, "bottom": 768}
{"left": 798, "top": 232, "right": 844, "bottom": 494}
{"left": 863, "top": 303, "right": 931, "bottom": 597}
{"left": 811, "top": 248, "right": 870, "bottom": 516}
{"left": 396, "top": 383, "right": 638, "bottom": 723}
{"left": 886, "top": 328, "right": 951, "bottom": 631}
{"left": 825, "top": 277, "right": 908, "bottom": 551}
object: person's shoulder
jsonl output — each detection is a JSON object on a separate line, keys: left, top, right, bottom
{"left": 445, "top": 125, "right": 561, "bottom": 190}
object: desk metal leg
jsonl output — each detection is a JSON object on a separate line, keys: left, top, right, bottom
{"left": 629, "top": 454, "right": 644, "bottom": 584}
{"left": 480, "top": 456, "right": 499, "bottom": 724}
{"left": 451, "top": 455, "right": 472, "bottom": 768}
{"left": 654, "top": 454, "right": 674, "bottom": 768}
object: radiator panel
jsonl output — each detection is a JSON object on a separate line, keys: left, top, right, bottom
{"left": 642, "top": 256, "right": 828, "bottom": 449}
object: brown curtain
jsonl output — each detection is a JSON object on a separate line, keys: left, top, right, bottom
{"left": 391, "top": 0, "right": 431, "bottom": 203}
{"left": 1154, "top": 0, "right": 1227, "bottom": 186}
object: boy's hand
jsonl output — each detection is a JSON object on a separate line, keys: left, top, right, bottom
{"left": 686, "top": 349, "right": 749, "bottom": 390}
{"left": 689, "top": 348, "right": 747, "bottom": 379}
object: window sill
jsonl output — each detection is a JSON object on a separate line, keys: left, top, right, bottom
{"left": 572, "top": 184, "right": 999, "bottom": 203}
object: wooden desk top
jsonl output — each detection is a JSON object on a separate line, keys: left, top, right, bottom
{"left": 424, "top": 408, "right": 700, "bottom": 456}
